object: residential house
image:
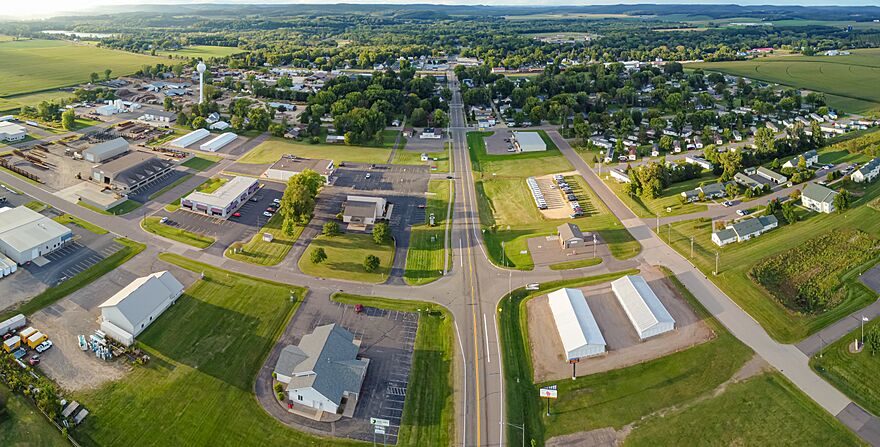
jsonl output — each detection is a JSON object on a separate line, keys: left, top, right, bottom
{"left": 801, "top": 183, "right": 838, "bottom": 213}
{"left": 712, "top": 215, "right": 779, "bottom": 246}
{"left": 852, "top": 157, "right": 880, "bottom": 183}
{"left": 756, "top": 167, "right": 788, "bottom": 185}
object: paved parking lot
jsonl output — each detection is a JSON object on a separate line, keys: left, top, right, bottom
{"left": 333, "top": 163, "right": 429, "bottom": 195}
{"left": 483, "top": 129, "right": 516, "bottom": 155}
{"left": 527, "top": 233, "right": 607, "bottom": 267}
{"left": 127, "top": 169, "right": 190, "bottom": 203}
{"left": 403, "top": 136, "right": 446, "bottom": 153}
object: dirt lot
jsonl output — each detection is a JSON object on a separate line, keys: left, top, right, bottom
{"left": 527, "top": 266, "right": 714, "bottom": 382}
{"left": 3, "top": 144, "right": 96, "bottom": 191}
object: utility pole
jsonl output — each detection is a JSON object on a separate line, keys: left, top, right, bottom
{"left": 593, "top": 233, "right": 597, "bottom": 258}
{"left": 503, "top": 422, "right": 526, "bottom": 447}
{"left": 656, "top": 213, "right": 659, "bottom": 233}
{"left": 714, "top": 251, "right": 719, "bottom": 275}
{"left": 690, "top": 236, "right": 694, "bottom": 258}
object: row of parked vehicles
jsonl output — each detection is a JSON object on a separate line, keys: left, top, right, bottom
{"left": 2, "top": 317, "right": 53, "bottom": 367}
{"left": 553, "top": 175, "right": 584, "bottom": 218}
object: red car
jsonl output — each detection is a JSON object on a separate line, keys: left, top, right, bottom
{"left": 355, "top": 304, "right": 364, "bottom": 313}
{"left": 28, "top": 355, "right": 40, "bottom": 366}
{"left": 231, "top": 212, "right": 241, "bottom": 218}
{"left": 266, "top": 207, "right": 277, "bottom": 213}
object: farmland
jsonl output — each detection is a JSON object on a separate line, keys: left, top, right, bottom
{"left": 156, "top": 45, "right": 245, "bottom": 59}
{"left": 404, "top": 179, "right": 453, "bottom": 285}
{"left": 0, "top": 39, "right": 161, "bottom": 97}
{"left": 691, "top": 48, "right": 880, "bottom": 114}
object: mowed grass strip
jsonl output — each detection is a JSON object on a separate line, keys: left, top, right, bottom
{"left": 812, "top": 318, "right": 880, "bottom": 416}
{"left": 142, "top": 216, "right": 214, "bottom": 249}
{"left": 79, "top": 199, "right": 142, "bottom": 216}
{"left": 52, "top": 214, "right": 108, "bottom": 235}
{"left": 405, "top": 179, "right": 453, "bottom": 285}
{"left": 75, "top": 254, "right": 364, "bottom": 447}
{"left": 624, "top": 372, "right": 864, "bottom": 446}
{"left": 547, "top": 257, "right": 602, "bottom": 270}
{"left": 226, "top": 213, "right": 303, "bottom": 266}
{"left": 332, "top": 293, "right": 454, "bottom": 447}
{"left": 298, "top": 233, "right": 394, "bottom": 284}
{"left": 239, "top": 137, "right": 392, "bottom": 165}
{"left": 181, "top": 155, "right": 221, "bottom": 171}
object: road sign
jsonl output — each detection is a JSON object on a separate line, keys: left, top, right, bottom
{"left": 371, "top": 417, "right": 390, "bottom": 427}
{"left": 374, "top": 426, "right": 386, "bottom": 435}
{"left": 539, "top": 387, "right": 558, "bottom": 399}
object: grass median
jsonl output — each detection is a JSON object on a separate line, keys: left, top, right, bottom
{"left": 404, "top": 179, "right": 453, "bottom": 285}
{"left": 52, "top": 214, "right": 108, "bottom": 235}
{"left": 141, "top": 216, "right": 214, "bottom": 249}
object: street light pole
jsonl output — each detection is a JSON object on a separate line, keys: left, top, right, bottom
{"left": 714, "top": 251, "right": 719, "bottom": 276}
{"left": 503, "top": 422, "right": 526, "bottom": 447}
{"left": 690, "top": 236, "right": 694, "bottom": 258}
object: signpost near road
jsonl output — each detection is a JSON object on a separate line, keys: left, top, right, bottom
{"left": 371, "top": 417, "right": 390, "bottom": 446}
{"left": 539, "top": 385, "right": 558, "bottom": 416}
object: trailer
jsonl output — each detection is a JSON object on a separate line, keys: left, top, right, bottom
{"left": 26, "top": 331, "right": 47, "bottom": 349}
{"left": 0, "top": 254, "right": 16, "bottom": 277}
{"left": 0, "top": 313, "right": 25, "bottom": 335}
{"left": 3, "top": 336, "right": 20, "bottom": 352}
{"left": 19, "top": 326, "right": 36, "bottom": 340}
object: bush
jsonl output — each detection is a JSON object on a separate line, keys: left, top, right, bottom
{"left": 276, "top": 391, "right": 285, "bottom": 402}
{"left": 364, "top": 254, "right": 380, "bottom": 272}
{"left": 274, "top": 382, "right": 284, "bottom": 393}
{"left": 373, "top": 221, "right": 390, "bottom": 244}
{"left": 310, "top": 247, "right": 327, "bottom": 264}
{"left": 322, "top": 221, "right": 339, "bottom": 236}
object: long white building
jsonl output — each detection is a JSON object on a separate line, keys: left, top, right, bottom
{"left": 99, "top": 271, "right": 184, "bottom": 346}
{"left": 180, "top": 176, "right": 259, "bottom": 218}
{"left": 610, "top": 275, "right": 675, "bottom": 340}
{"left": 0, "top": 206, "right": 73, "bottom": 264}
{"left": 169, "top": 129, "right": 210, "bottom": 148}
{"left": 199, "top": 132, "right": 237, "bottom": 152}
{"left": 547, "top": 288, "right": 606, "bottom": 360}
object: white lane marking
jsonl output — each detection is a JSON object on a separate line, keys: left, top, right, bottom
{"left": 483, "top": 313, "right": 490, "bottom": 363}
{"left": 455, "top": 320, "right": 467, "bottom": 447}
{"left": 460, "top": 238, "right": 464, "bottom": 267}
{"left": 494, "top": 314, "right": 504, "bottom": 447}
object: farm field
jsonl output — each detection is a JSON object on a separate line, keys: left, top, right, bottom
{"left": 603, "top": 173, "right": 712, "bottom": 218}
{"left": 0, "top": 385, "right": 69, "bottom": 447}
{"left": 226, "top": 213, "right": 304, "bottom": 266}
{"left": 659, "top": 180, "right": 880, "bottom": 342}
{"left": 332, "top": 293, "right": 454, "bottom": 447}
{"left": 156, "top": 45, "right": 245, "bottom": 59}
{"left": 141, "top": 216, "right": 215, "bottom": 248}
{"left": 0, "top": 39, "right": 162, "bottom": 97}
{"left": 404, "top": 179, "right": 453, "bottom": 285}
{"left": 691, "top": 48, "right": 880, "bottom": 114}
{"left": 298, "top": 233, "right": 395, "bottom": 283}
{"left": 812, "top": 318, "right": 880, "bottom": 416}
{"left": 0, "top": 90, "right": 75, "bottom": 113}
{"left": 239, "top": 137, "right": 392, "bottom": 165}
{"left": 469, "top": 131, "right": 638, "bottom": 268}
{"left": 73, "top": 255, "right": 367, "bottom": 447}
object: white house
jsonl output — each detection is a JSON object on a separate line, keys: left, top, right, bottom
{"left": 684, "top": 155, "right": 713, "bottom": 171}
{"left": 99, "top": 271, "right": 184, "bottom": 346}
{"left": 547, "top": 288, "right": 606, "bottom": 360}
{"left": 782, "top": 150, "right": 818, "bottom": 169}
{"left": 801, "top": 183, "right": 838, "bottom": 214}
{"left": 712, "top": 215, "right": 779, "bottom": 246}
{"left": 609, "top": 168, "right": 631, "bottom": 183}
{"left": 610, "top": 275, "right": 675, "bottom": 340}
{"left": 852, "top": 158, "right": 880, "bottom": 183}
{"left": 342, "top": 196, "right": 387, "bottom": 226}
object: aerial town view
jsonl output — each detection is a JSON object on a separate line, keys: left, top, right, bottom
{"left": 2, "top": 1, "right": 880, "bottom": 446}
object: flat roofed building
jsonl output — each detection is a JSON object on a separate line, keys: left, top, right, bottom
{"left": 91, "top": 152, "right": 174, "bottom": 194}
{"left": 265, "top": 156, "right": 335, "bottom": 183}
{"left": 513, "top": 131, "right": 547, "bottom": 152}
{"left": 557, "top": 223, "right": 585, "bottom": 249}
{"left": 547, "top": 288, "right": 606, "bottom": 360}
{"left": 611, "top": 275, "right": 675, "bottom": 340}
{"left": 169, "top": 129, "right": 210, "bottom": 148}
{"left": 139, "top": 110, "right": 177, "bottom": 128}
{"left": 99, "top": 271, "right": 184, "bottom": 346}
{"left": 343, "top": 196, "right": 386, "bottom": 226}
{"left": 0, "top": 121, "right": 26, "bottom": 142}
{"left": 273, "top": 323, "right": 369, "bottom": 417}
{"left": 180, "top": 176, "right": 259, "bottom": 218}
{"left": 83, "top": 137, "right": 129, "bottom": 163}
{"left": 0, "top": 206, "right": 73, "bottom": 264}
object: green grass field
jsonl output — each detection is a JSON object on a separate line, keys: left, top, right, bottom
{"left": 692, "top": 48, "right": 880, "bottom": 114}
{"left": 0, "top": 385, "right": 68, "bottom": 447}
{"left": 298, "top": 232, "right": 395, "bottom": 283}
{"left": 603, "top": 173, "right": 712, "bottom": 218}
{"left": 156, "top": 45, "right": 245, "bottom": 59}
{"left": 141, "top": 216, "right": 215, "bottom": 248}
{"left": 181, "top": 155, "right": 221, "bottom": 171}
{"left": 547, "top": 257, "right": 602, "bottom": 270}
{"left": 404, "top": 179, "right": 453, "bottom": 285}
{"left": 226, "top": 213, "right": 303, "bottom": 266}
{"left": 0, "top": 90, "right": 75, "bottom": 113}
{"left": 79, "top": 199, "right": 142, "bottom": 216}
{"left": 812, "top": 318, "right": 880, "bottom": 416}
{"left": 52, "top": 214, "right": 108, "bottom": 235}
{"left": 660, "top": 180, "right": 880, "bottom": 342}
{"left": 239, "top": 137, "right": 392, "bottom": 165}
{"left": 0, "top": 39, "right": 162, "bottom": 97}
{"left": 74, "top": 254, "right": 366, "bottom": 447}
{"left": 392, "top": 145, "right": 452, "bottom": 172}
{"left": 332, "top": 294, "right": 453, "bottom": 447}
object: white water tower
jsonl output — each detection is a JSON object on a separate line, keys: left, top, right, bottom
{"left": 197, "top": 61, "right": 207, "bottom": 104}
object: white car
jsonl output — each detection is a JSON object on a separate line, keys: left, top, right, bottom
{"left": 263, "top": 212, "right": 273, "bottom": 217}
{"left": 273, "top": 198, "right": 281, "bottom": 204}
{"left": 365, "top": 173, "right": 371, "bottom": 179}
{"left": 35, "top": 340, "right": 53, "bottom": 353}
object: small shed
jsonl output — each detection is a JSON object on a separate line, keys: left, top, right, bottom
{"left": 557, "top": 223, "right": 585, "bottom": 249}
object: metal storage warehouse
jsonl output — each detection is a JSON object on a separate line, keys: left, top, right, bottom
{"left": 0, "top": 121, "right": 27, "bottom": 142}
{"left": 99, "top": 271, "right": 184, "bottom": 346}
{"left": 180, "top": 176, "right": 259, "bottom": 218}
{"left": 200, "top": 132, "right": 237, "bottom": 152}
{"left": 610, "top": 275, "right": 676, "bottom": 340}
{"left": 264, "top": 156, "right": 335, "bottom": 182}
{"left": 0, "top": 206, "right": 73, "bottom": 264}
{"left": 547, "top": 288, "right": 606, "bottom": 360}
{"left": 91, "top": 152, "right": 174, "bottom": 194}
{"left": 83, "top": 137, "right": 129, "bottom": 163}
{"left": 169, "top": 129, "right": 210, "bottom": 148}
{"left": 513, "top": 131, "right": 547, "bottom": 152}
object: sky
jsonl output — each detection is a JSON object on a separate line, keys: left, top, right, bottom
{"left": 3, "top": 0, "right": 879, "bottom": 19}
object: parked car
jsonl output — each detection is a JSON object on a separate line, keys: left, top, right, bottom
{"left": 722, "top": 201, "right": 733, "bottom": 207}
{"left": 262, "top": 212, "right": 273, "bottom": 217}
{"left": 231, "top": 212, "right": 241, "bottom": 218}
{"left": 28, "top": 355, "right": 40, "bottom": 366}
{"left": 159, "top": 217, "right": 169, "bottom": 224}
{"left": 525, "top": 283, "right": 540, "bottom": 291}
{"left": 273, "top": 198, "right": 281, "bottom": 204}
{"left": 266, "top": 207, "right": 277, "bottom": 213}
{"left": 417, "top": 204, "right": 426, "bottom": 209}
{"left": 355, "top": 304, "right": 364, "bottom": 313}
{"left": 365, "top": 173, "right": 371, "bottom": 179}
{"left": 736, "top": 209, "right": 750, "bottom": 216}
{"left": 35, "top": 341, "right": 53, "bottom": 353}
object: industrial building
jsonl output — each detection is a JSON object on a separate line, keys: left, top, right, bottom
{"left": 91, "top": 152, "right": 174, "bottom": 194}
{"left": 138, "top": 110, "right": 177, "bottom": 128}
{"left": 513, "top": 131, "right": 547, "bottom": 152}
{"left": 83, "top": 137, "right": 129, "bottom": 163}
{"left": 0, "top": 121, "right": 26, "bottom": 142}
{"left": 199, "top": 132, "right": 237, "bottom": 152}
{"left": 0, "top": 206, "right": 73, "bottom": 264}
{"left": 273, "top": 323, "right": 369, "bottom": 418}
{"left": 264, "top": 156, "right": 335, "bottom": 182}
{"left": 611, "top": 275, "right": 676, "bottom": 340}
{"left": 180, "top": 176, "right": 259, "bottom": 218}
{"left": 547, "top": 288, "right": 606, "bottom": 360}
{"left": 169, "top": 129, "right": 210, "bottom": 148}
{"left": 99, "top": 271, "right": 184, "bottom": 346}
{"left": 342, "top": 196, "right": 387, "bottom": 226}
{"left": 557, "top": 223, "right": 585, "bottom": 249}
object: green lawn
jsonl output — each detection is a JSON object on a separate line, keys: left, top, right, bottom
{"left": 547, "top": 257, "right": 602, "bottom": 270}
{"left": 812, "top": 318, "right": 880, "bottom": 416}
{"left": 226, "top": 213, "right": 303, "bottom": 266}
{"left": 239, "top": 137, "right": 392, "bottom": 165}
{"left": 602, "top": 173, "right": 712, "bottom": 218}
{"left": 74, "top": 254, "right": 365, "bottom": 447}
{"left": 181, "top": 155, "right": 221, "bottom": 171}
{"left": 0, "top": 39, "right": 163, "bottom": 97}
{"left": 79, "top": 199, "right": 142, "bottom": 216}
{"left": 0, "top": 238, "right": 144, "bottom": 320}
{"left": 23, "top": 200, "right": 46, "bottom": 212}
{"left": 141, "top": 216, "right": 215, "bottom": 249}
{"left": 0, "top": 385, "right": 69, "bottom": 447}
{"left": 0, "top": 90, "right": 74, "bottom": 114}
{"left": 52, "top": 214, "right": 108, "bottom": 235}
{"left": 467, "top": 130, "right": 572, "bottom": 177}
{"left": 624, "top": 373, "right": 864, "bottom": 446}
{"left": 156, "top": 45, "right": 245, "bottom": 59}
{"left": 331, "top": 293, "right": 453, "bottom": 447}
{"left": 404, "top": 179, "right": 453, "bottom": 285}
{"left": 660, "top": 181, "right": 880, "bottom": 343}
{"left": 148, "top": 174, "right": 192, "bottom": 200}
{"left": 392, "top": 147, "right": 452, "bottom": 172}
{"left": 298, "top": 232, "right": 395, "bottom": 283}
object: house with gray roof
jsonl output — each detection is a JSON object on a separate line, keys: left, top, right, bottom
{"left": 274, "top": 324, "right": 369, "bottom": 418}
{"left": 756, "top": 166, "right": 788, "bottom": 185}
{"left": 734, "top": 172, "right": 768, "bottom": 190}
{"left": 712, "top": 215, "right": 778, "bottom": 246}
{"left": 801, "top": 183, "right": 838, "bottom": 214}
{"left": 681, "top": 182, "right": 730, "bottom": 203}
{"left": 782, "top": 149, "right": 819, "bottom": 169}
{"left": 852, "top": 157, "right": 880, "bottom": 183}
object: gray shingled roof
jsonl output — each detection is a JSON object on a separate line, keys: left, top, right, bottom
{"left": 557, "top": 223, "right": 583, "bottom": 241}
{"left": 802, "top": 182, "right": 837, "bottom": 205}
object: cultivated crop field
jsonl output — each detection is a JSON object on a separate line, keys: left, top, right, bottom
{"left": 0, "top": 39, "right": 162, "bottom": 97}
{"left": 157, "top": 45, "right": 245, "bottom": 59}
{"left": 692, "top": 48, "right": 880, "bottom": 113}
{"left": 750, "top": 230, "right": 880, "bottom": 314}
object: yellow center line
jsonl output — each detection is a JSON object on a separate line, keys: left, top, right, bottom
{"left": 459, "top": 124, "right": 481, "bottom": 446}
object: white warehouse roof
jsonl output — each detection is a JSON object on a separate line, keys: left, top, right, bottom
{"left": 0, "top": 206, "right": 72, "bottom": 255}
{"left": 99, "top": 271, "right": 184, "bottom": 343}
{"left": 513, "top": 131, "right": 547, "bottom": 152}
{"left": 200, "top": 132, "right": 237, "bottom": 152}
{"left": 547, "top": 288, "right": 606, "bottom": 360}
{"left": 184, "top": 176, "right": 258, "bottom": 209}
{"left": 169, "top": 129, "right": 210, "bottom": 148}
{"left": 610, "top": 275, "right": 675, "bottom": 340}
